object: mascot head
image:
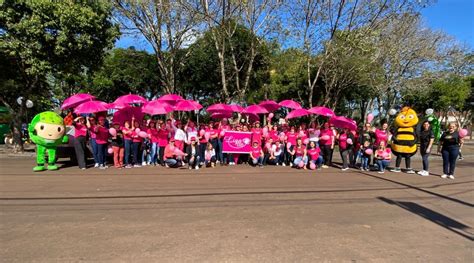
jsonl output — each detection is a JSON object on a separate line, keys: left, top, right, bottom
{"left": 28, "top": 111, "right": 65, "bottom": 142}
{"left": 395, "top": 107, "right": 418, "bottom": 128}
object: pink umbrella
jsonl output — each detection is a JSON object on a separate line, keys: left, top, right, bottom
{"left": 229, "top": 104, "right": 244, "bottom": 113}
{"left": 286, "top": 108, "right": 310, "bottom": 119}
{"left": 242, "top": 105, "right": 268, "bottom": 114}
{"left": 157, "top": 94, "right": 184, "bottom": 105}
{"left": 207, "top": 103, "right": 233, "bottom": 113}
{"left": 61, "top": 93, "right": 95, "bottom": 110}
{"left": 114, "top": 106, "right": 145, "bottom": 125}
{"left": 210, "top": 112, "right": 233, "bottom": 119}
{"left": 243, "top": 112, "right": 260, "bottom": 122}
{"left": 74, "top": 100, "right": 108, "bottom": 114}
{"left": 279, "top": 100, "right": 302, "bottom": 109}
{"left": 107, "top": 102, "right": 129, "bottom": 110}
{"left": 308, "top": 106, "right": 335, "bottom": 117}
{"left": 259, "top": 100, "right": 280, "bottom": 112}
{"left": 142, "top": 100, "right": 174, "bottom": 115}
{"left": 174, "top": 100, "right": 203, "bottom": 111}
{"left": 330, "top": 116, "right": 357, "bottom": 130}
{"left": 114, "top": 94, "right": 147, "bottom": 105}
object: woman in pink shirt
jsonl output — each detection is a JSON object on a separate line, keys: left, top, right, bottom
{"left": 122, "top": 121, "right": 133, "bottom": 168}
{"left": 198, "top": 124, "right": 208, "bottom": 165}
{"left": 307, "top": 141, "right": 323, "bottom": 169}
{"left": 251, "top": 121, "right": 263, "bottom": 146}
{"left": 319, "top": 122, "right": 335, "bottom": 168}
{"left": 284, "top": 126, "right": 298, "bottom": 166}
{"left": 87, "top": 117, "right": 99, "bottom": 167}
{"left": 147, "top": 121, "right": 160, "bottom": 165}
{"left": 94, "top": 116, "right": 109, "bottom": 169}
{"left": 375, "top": 141, "right": 391, "bottom": 173}
{"left": 73, "top": 116, "right": 88, "bottom": 169}
{"left": 157, "top": 120, "right": 169, "bottom": 166}
{"left": 249, "top": 141, "right": 264, "bottom": 167}
{"left": 131, "top": 119, "right": 143, "bottom": 167}
{"left": 217, "top": 119, "right": 230, "bottom": 164}
{"left": 291, "top": 138, "right": 308, "bottom": 169}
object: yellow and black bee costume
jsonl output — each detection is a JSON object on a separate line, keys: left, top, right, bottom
{"left": 391, "top": 107, "right": 419, "bottom": 172}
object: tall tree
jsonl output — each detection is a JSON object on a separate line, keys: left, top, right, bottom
{"left": 0, "top": 0, "right": 119, "bottom": 150}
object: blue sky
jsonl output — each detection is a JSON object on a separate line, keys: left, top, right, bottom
{"left": 115, "top": 0, "right": 474, "bottom": 51}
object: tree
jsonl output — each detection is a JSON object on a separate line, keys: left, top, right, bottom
{"left": 0, "top": 0, "right": 119, "bottom": 150}
{"left": 89, "top": 48, "right": 161, "bottom": 101}
{"left": 113, "top": 0, "right": 202, "bottom": 94}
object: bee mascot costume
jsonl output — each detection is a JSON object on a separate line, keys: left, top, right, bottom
{"left": 28, "top": 111, "right": 68, "bottom": 171}
{"left": 391, "top": 107, "right": 418, "bottom": 173}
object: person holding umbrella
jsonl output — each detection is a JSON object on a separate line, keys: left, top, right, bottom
{"left": 72, "top": 116, "right": 88, "bottom": 170}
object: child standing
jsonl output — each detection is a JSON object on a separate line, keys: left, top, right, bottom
{"left": 111, "top": 122, "right": 124, "bottom": 169}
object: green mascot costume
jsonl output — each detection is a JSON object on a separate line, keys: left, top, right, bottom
{"left": 28, "top": 111, "right": 68, "bottom": 171}
{"left": 425, "top": 108, "right": 441, "bottom": 142}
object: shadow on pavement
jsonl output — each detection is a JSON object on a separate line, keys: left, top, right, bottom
{"left": 363, "top": 173, "right": 473, "bottom": 207}
{"left": 378, "top": 197, "right": 473, "bottom": 241}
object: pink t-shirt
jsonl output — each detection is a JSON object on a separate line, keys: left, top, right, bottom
{"left": 148, "top": 128, "right": 159, "bottom": 143}
{"left": 122, "top": 128, "right": 132, "bottom": 140}
{"left": 250, "top": 146, "right": 262, "bottom": 159}
{"left": 209, "top": 128, "right": 218, "bottom": 139}
{"left": 294, "top": 145, "right": 305, "bottom": 157}
{"left": 268, "top": 130, "right": 279, "bottom": 142}
{"left": 95, "top": 126, "right": 109, "bottom": 144}
{"left": 338, "top": 133, "right": 348, "bottom": 150}
{"left": 158, "top": 128, "right": 169, "bottom": 147}
{"left": 376, "top": 148, "right": 391, "bottom": 160}
{"left": 320, "top": 129, "right": 334, "bottom": 146}
{"left": 74, "top": 123, "right": 87, "bottom": 138}
{"left": 307, "top": 147, "right": 321, "bottom": 160}
{"left": 287, "top": 132, "right": 298, "bottom": 145}
{"left": 252, "top": 128, "right": 263, "bottom": 143}
{"left": 89, "top": 125, "right": 97, "bottom": 139}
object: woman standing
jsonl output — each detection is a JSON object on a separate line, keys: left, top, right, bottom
{"left": 438, "top": 123, "right": 463, "bottom": 179}
{"left": 73, "top": 116, "right": 88, "bottom": 170}
{"left": 337, "top": 128, "right": 355, "bottom": 171}
{"left": 122, "top": 121, "right": 133, "bottom": 168}
{"left": 131, "top": 119, "right": 143, "bottom": 167}
{"left": 319, "top": 122, "right": 335, "bottom": 168}
{"left": 94, "top": 116, "right": 109, "bottom": 169}
{"left": 417, "top": 121, "right": 434, "bottom": 176}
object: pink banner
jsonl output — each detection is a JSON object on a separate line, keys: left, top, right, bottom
{"left": 222, "top": 131, "right": 252, "bottom": 154}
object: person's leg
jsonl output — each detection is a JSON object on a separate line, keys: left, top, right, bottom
{"left": 46, "top": 147, "right": 58, "bottom": 170}
{"left": 132, "top": 142, "right": 139, "bottom": 165}
{"left": 217, "top": 139, "right": 224, "bottom": 163}
{"left": 293, "top": 156, "right": 302, "bottom": 167}
{"left": 383, "top": 160, "right": 390, "bottom": 171}
{"left": 74, "top": 137, "right": 86, "bottom": 169}
{"left": 91, "top": 138, "right": 99, "bottom": 166}
{"left": 165, "top": 158, "right": 177, "bottom": 167}
{"left": 341, "top": 150, "right": 348, "bottom": 168}
{"left": 199, "top": 144, "right": 206, "bottom": 164}
{"left": 448, "top": 147, "right": 459, "bottom": 175}
{"left": 395, "top": 155, "right": 402, "bottom": 168}
{"left": 96, "top": 143, "right": 104, "bottom": 166}
{"left": 124, "top": 140, "right": 131, "bottom": 166}
{"left": 405, "top": 157, "right": 412, "bottom": 170}
{"left": 376, "top": 160, "right": 383, "bottom": 171}
{"left": 150, "top": 143, "right": 157, "bottom": 164}
{"left": 328, "top": 148, "right": 334, "bottom": 166}
{"left": 258, "top": 156, "right": 264, "bottom": 165}
{"left": 159, "top": 146, "right": 165, "bottom": 166}
{"left": 119, "top": 147, "right": 124, "bottom": 167}
{"left": 113, "top": 146, "right": 120, "bottom": 167}
{"left": 422, "top": 153, "right": 429, "bottom": 171}
{"left": 441, "top": 149, "right": 450, "bottom": 175}
{"left": 316, "top": 156, "right": 324, "bottom": 167}
{"left": 348, "top": 149, "right": 354, "bottom": 167}
{"left": 34, "top": 145, "right": 46, "bottom": 171}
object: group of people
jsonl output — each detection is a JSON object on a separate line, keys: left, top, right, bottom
{"left": 70, "top": 113, "right": 465, "bottom": 179}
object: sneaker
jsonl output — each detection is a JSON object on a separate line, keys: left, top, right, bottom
{"left": 365, "top": 168, "right": 370, "bottom": 171}
{"left": 134, "top": 164, "right": 141, "bottom": 168}
{"left": 341, "top": 168, "right": 349, "bottom": 171}
{"left": 125, "top": 165, "right": 132, "bottom": 169}
{"left": 420, "top": 171, "right": 430, "bottom": 177}
{"left": 81, "top": 167, "right": 86, "bottom": 170}
{"left": 211, "top": 163, "right": 215, "bottom": 168}
{"left": 417, "top": 170, "right": 425, "bottom": 175}
{"left": 282, "top": 163, "right": 286, "bottom": 167}
{"left": 94, "top": 163, "right": 99, "bottom": 168}
{"left": 322, "top": 165, "right": 329, "bottom": 169}
{"left": 188, "top": 166, "right": 192, "bottom": 170}
{"left": 99, "top": 165, "right": 106, "bottom": 170}
{"left": 448, "top": 175, "right": 455, "bottom": 180}
{"left": 142, "top": 162, "right": 147, "bottom": 166}
{"left": 360, "top": 167, "right": 364, "bottom": 171}
{"left": 391, "top": 168, "right": 401, "bottom": 173}
{"left": 259, "top": 164, "right": 264, "bottom": 168}
{"left": 195, "top": 166, "right": 199, "bottom": 170}
{"left": 406, "top": 169, "right": 415, "bottom": 174}
{"left": 459, "top": 157, "right": 464, "bottom": 161}
{"left": 378, "top": 171, "right": 384, "bottom": 174}
{"left": 441, "top": 174, "right": 448, "bottom": 179}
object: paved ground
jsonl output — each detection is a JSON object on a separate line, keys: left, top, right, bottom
{"left": 0, "top": 153, "right": 472, "bottom": 262}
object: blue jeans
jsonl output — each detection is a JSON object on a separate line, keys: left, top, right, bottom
{"left": 441, "top": 146, "right": 459, "bottom": 175}
{"left": 132, "top": 142, "right": 141, "bottom": 165}
{"left": 293, "top": 156, "right": 308, "bottom": 166}
{"left": 421, "top": 153, "right": 430, "bottom": 171}
{"left": 250, "top": 156, "right": 263, "bottom": 166}
{"left": 376, "top": 159, "right": 390, "bottom": 171}
{"left": 199, "top": 144, "right": 207, "bottom": 163}
{"left": 361, "top": 156, "right": 369, "bottom": 169}
{"left": 96, "top": 143, "right": 106, "bottom": 165}
{"left": 91, "top": 138, "right": 99, "bottom": 164}
{"left": 310, "top": 156, "right": 324, "bottom": 167}
{"left": 124, "top": 139, "right": 132, "bottom": 165}
{"left": 165, "top": 158, "right": 181, "bottom": 168}
{"left": 149, "top": 143, "right": 158, "bottom": 164}
{"left": 217, "top": 139, "right": 225, "bottom": 163}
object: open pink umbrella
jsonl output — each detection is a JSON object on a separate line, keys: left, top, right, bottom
{"left": 330, "top": 116, "right": 357, "bottom": 130}
{"left": 308, "top": 106, "right": 335, "bottom": 117}
{"left": 259, "top": 100, "right": 280, "bottom": 112}
{"left": 174, "top": 100, "right": 203, "bottom": 111}
{"left": 279, "top": 100, "right": 302, "bottom": 109}
{"left": 114, "top": 106, "right": 145, "bottom": 125}
{"left": 142, "top": 100, "right": 173, "bottom": 115}
{"left": 74, "top": 100, "right": 108, "bottom": 114}
{"left": 207, "top": 103, "right": 233, "bottom": 113}
{"left": 229, "top": 104, "right": 244, "bottom": 113}
{"left": 107, "top": 102, "right": 129, "bottom": 110}
{"left": 286, "top": 108, "right": 310, "bottom": 119}
{"left": 210, "top": 112, "right": 233, "bottom": 119}
{"left": 242, "top": 112, "right": 260, "bottom": 122}
{"left": 114, "top": 94, "right": 147, "bottom": 105}
{"left": 61, "top": 93, "right": 95, "bottom": 110}
{"left": 157, "top": 94, "right": 184, "bottom": 105}
{"left": 242, "top": 105, "right": 268, "bottom": 114}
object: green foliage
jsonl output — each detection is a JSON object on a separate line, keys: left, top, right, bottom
{"left": 89, "top": 48, "right": 161, "bottom": 101}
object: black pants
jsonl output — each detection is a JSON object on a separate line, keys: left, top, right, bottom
{"left": 395, "top": 155, "right": 411, "bottom": 169}
{"left": 442, "top": 146, "right": 459, "bottom": 175}
{"left": 159, "top": 146, "right": 165, "bottom": 166}
{"left": 340, "top": 149, "right": 351, "bottom": 169}
{"left": 132, "top": 142, "right": 141, "bottom": 165}
{"left": 321, "top": 145, "right": 333, "bottom": 166}
{"left": 74, "top": 136, "right": 87, "bottom": 169}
